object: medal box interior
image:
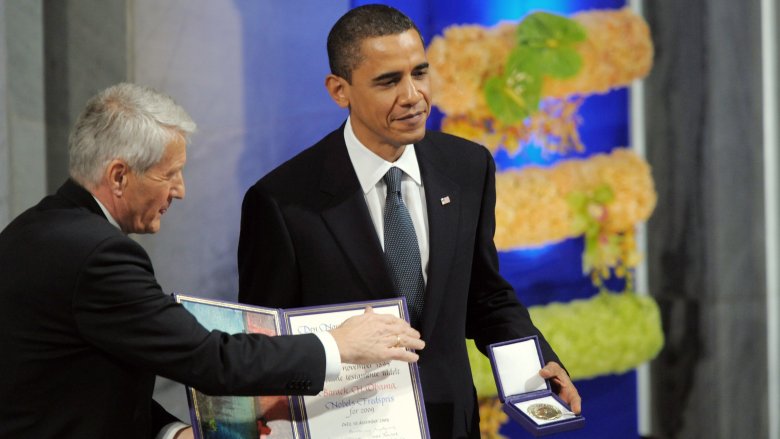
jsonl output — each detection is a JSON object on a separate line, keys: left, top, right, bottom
{"left": 488, "top": 336, "right": 586, "bottom": 437}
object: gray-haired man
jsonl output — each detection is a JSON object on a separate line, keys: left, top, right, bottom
{"left": 0, "top": 83, "right": 424, "bottom": 439}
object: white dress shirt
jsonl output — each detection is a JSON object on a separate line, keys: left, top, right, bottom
{"left": 91, "top": 196, "right": 341, "bottom": 439}
{"left": 343, "top": 117, "right": 430, "bottom": 284}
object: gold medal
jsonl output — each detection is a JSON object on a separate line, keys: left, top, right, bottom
{"left": 527, "top": 403, "right": 562, "bottom": 421}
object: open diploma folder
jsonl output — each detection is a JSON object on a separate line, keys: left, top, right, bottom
{"left": 174, "top": 295, "right": 430, "bottom": 439}
{"left": 488, "top": 336, "right": 585, "bottom": 436}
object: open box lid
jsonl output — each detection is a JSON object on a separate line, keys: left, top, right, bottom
{"left": 488, "top": 335, "right": 550, "bottom": 403}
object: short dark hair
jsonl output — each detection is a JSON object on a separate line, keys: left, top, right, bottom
{"left": 327, "top": 4, "right": 423, "bottom": 83}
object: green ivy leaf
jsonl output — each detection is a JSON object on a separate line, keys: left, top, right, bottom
{"left": 538, "top": 46, "right": 583, "bottom": 79}
{"left": 517, "top": 11, "right": 587, "bottom": 49}
{"left": 483, "top": 55, "right": 542, "bottom": 124}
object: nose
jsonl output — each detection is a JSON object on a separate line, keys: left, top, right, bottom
{"left": 398, "top": 76, "right": 421, "bottom": 106}
{"left": 172, "top": 172, "right": 185, "bottom": 200}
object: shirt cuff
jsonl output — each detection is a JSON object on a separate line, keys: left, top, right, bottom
{"left": 156, "top": 422, "right": 189, "bottom": 439}
{"left": 314, "top": 331, "right": 342, "bottom": 380}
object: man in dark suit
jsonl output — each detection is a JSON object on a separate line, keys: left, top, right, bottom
{"left": 238, "top": 5, "right": 581, "bottom": 438}
{"left": 0, "top": 83, "right": 423, "bottom": 439}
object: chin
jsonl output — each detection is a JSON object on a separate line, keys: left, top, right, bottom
{"left": 400, "top": 128, "right": 427, "bottom": 145}
{"left": 141, "top": 223, "right": 161, "bottom": 234}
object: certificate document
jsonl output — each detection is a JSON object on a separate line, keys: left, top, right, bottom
{"left": 175, "top": 295, "right": 429, "bottom": 439}
{"left": 284, "top": 300, "right": 429, "bottom": 439}
{"left": 176, "top": 296, "right": 297, "bottom": 439}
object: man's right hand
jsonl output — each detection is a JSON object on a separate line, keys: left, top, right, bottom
{"left": 329, "top": 306, "right": 424, "bottom": 364}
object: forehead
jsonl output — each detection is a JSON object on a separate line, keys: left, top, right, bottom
{"left": 155, "top": 135, "right": 187, "bottom": 168}
{"left": 354, "top": 30, "right": 426, "bottom": 75}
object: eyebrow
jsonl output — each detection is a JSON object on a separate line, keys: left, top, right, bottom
{"left": 371, "top": 62, "right": 430, "bottom": 84}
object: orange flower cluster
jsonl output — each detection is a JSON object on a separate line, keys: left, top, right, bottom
{"left": 494, "top": 148, "right": 657, "bottom": 249}
{"left": 426, "top": 8, "right": 653, "bottom": 154}
{"left": 441, "top": 98, "right": 585, "bottom": 154}
{"left": 543, "top": 8, "right": 654, "bottom": 99}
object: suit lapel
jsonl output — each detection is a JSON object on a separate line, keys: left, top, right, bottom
{"left": 318, "top": 133, "right": 396, "bottom": 299}
{"left": 416, "top": 137, "right": 460, "bottom": 338}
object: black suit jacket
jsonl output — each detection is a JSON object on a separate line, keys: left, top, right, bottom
{"left": 0, "top": 179, "right": 326, "bottom": 439}
{"left": 238, "top": 127, "right": 561, "bottom": 438}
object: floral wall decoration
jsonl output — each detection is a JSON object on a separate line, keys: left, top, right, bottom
{"left": 427, "top": 7, "right": 662, "bottom": 437}
{"left": 427, "top": 7, "right": 653, "bottom": 154}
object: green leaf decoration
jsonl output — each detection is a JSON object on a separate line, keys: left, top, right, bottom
{"left": 538, "top": 46, "right": 583, "bottom": 79}
{"left": 517, "top": 11, "right": 587, "bottom": 49}
{"left": 467, "top": 291, "right": 665, "bottom": 396}
{"left": 567, "top": 191, "right": 588, "bottom": 209}
{"left": 516, "top": 12, "right": 587, "bottom": 79}
{"left": 483, "top": 55, "right": 543, "bottom": 124}
{"left": 593, "top": 184, "right": 614, "bottom": 204}
{"left": 482, "top": 11, "right": 586, "bottom": 124}
{"left": 484, "top": 48, "right": 543, "bottom": 123}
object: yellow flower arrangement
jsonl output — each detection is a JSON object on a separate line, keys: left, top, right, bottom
{"left": 436, "top": 10, "right": 662, "bottom": 429}
{"left": 467, "top": 290, "right": 664, "bottom": 396}
{"left": 542, "top": 8, "right": 654, "bottom": 99}
{"left": 494, "top": 148, "right": 657, "bottom": 249}
{"left": 478, "top": 397, "right": 509, "bottom": 439}
{"left": 427, "top": 7, "right": 653, "bottom": 154}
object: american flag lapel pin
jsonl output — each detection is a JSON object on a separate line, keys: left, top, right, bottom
{"left": 440, "top": 196, "right": 451, "bottom": 205}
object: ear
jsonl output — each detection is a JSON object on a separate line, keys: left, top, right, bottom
{"left": 105, "top": 159, "right": 130, "bottom": 197}
{"left": 325, "top": 74, "right": 351, "bottom": 109}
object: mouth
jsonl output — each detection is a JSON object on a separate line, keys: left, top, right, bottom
{"left": 394, "top": 110, "right": 427, "bottom": 124}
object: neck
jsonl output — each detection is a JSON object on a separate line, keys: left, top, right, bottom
{"left": 88, "top": 183, "right": 124, "bottom": 227}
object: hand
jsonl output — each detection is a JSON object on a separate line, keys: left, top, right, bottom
{"left": 539, "top": 361, "right": 581, "bottom": 414}
{"left": 329, "top": 306, "right": 425, "bottom": 364}
{"left": 173, "top": 426, "right": 194, "bottom": 439}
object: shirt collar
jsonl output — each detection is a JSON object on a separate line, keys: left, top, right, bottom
{"left": 343, "top": 116, "right": 422, "bottom": 194}
{"left": 92, "top": 195, "right": 122, "bottom": 230}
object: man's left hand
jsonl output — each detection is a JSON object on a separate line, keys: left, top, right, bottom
{"left": 539, "top": 361, "right": 581, "bottom": 414}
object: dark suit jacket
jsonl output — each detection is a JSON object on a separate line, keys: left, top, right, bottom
{"left": 238, "top": 127, "right": 561, "bottom": 438}
{"left": 0, "top": 179, "right": 326, "bottom": 439}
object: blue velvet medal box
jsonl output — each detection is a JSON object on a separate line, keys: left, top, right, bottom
{"left": 488, "top": 336, "right": 585, "bottom": 436}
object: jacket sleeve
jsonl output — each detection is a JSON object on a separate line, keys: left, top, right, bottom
{"left": 72, "top": 234, "right": 325, "bottom": 396}
{"left": 464, "top": 146, "right": 563, "bottom": 367}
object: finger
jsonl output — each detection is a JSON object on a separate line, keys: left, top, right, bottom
{"left": 538, "top": 362, "right": 581, "bottom": 411}
{"left": 397, "top": 325, "right": 420, "bottom": 339}
{"left": 403, "top": 337, "right": 425, "bottom": 350}
{"left": 569, "top": 393, "right": 582, "bottom": 414}
{"left": 388, "top": 349, "right": 420, "bottom": 363}
{"left": 539, "top": 361, "right": 563, "bottom": 378}
{"left": 392, "top": 334, "right": 425, "bottom": 350}
{"left": 558, "top": 384, "right": 581, "bottom": 414}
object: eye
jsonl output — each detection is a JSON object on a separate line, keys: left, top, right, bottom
{"left": 413, "top": 69, "right": 428, "bottom": 78}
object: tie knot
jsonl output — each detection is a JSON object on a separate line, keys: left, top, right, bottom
{"left": 383, "top": 167, "right": 403, "bottom": 193}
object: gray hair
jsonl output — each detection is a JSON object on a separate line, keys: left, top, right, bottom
{"left": 68, "top": 83, "right": 197, "bottom": 187}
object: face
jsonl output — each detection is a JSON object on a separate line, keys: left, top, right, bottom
{"left": 116, "top": 135, "right": 186, "bottom": 234}
{"left": 328, "top": 29, "right": 431, "bottom": 160}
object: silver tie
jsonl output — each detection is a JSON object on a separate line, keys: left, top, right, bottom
{"left": 383, "top": 167, "right": 425, "bottom": 327}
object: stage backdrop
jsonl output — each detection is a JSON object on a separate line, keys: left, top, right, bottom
{"left": 132, "top": 1, "right": 663, "bottom": 436}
